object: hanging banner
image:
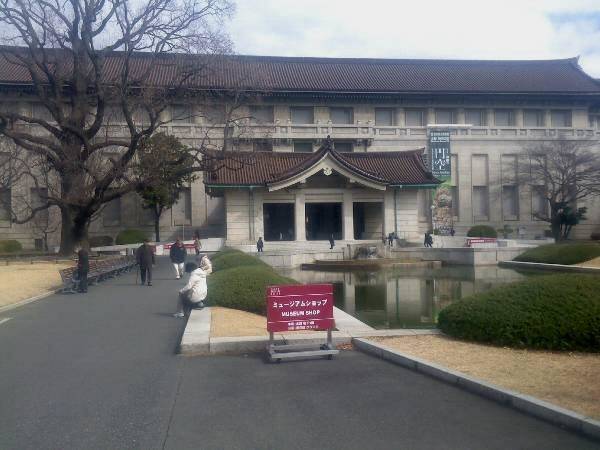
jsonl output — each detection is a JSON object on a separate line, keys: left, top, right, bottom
{"left": 429, "top": 129, "right": 451, "bottom": 181}
{"left": 429, "top": 129, "right": 454, "bottom": 235}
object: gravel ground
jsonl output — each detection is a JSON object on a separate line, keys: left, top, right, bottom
{"left": 0, "top": 262, "right": 72, "bottom": 308}
{"left": 210, "top": 306, "right": 269, "bottom": 337}
{"left": 579, "top": 256, "right": 600, "bottom": 267}
{"left": 374, "top": 335, "right": 600, "bottom": 420}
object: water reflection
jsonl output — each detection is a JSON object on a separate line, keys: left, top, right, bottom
{"left": 276, "top": 266, "right": 530, "bottom": 329}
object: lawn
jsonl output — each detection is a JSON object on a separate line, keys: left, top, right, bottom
{"left": 514, "top": 242, "right": 600, "bottom": 265}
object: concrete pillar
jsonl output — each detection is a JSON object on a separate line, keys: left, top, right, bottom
{"left": 344, "top": 282, "right": 355, "bottom": 316}
{"left": 383, "top": 189, "right": 395, "bottom": 237}
{"left": 343, "top": 191, "right": 354, "bottom": 241}
{"left": 295, "top": 192, "right": 306, "bottom": 241}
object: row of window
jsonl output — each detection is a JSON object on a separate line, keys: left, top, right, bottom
{"left": 5, "top": 101, "right": 576, "bottom": 128}
{"left": 251, "top": 140, "right": 355, "bottom": 153}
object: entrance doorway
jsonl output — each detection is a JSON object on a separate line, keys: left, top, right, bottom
{"left": 353, "top": 202, "right": 383, "bottom": 240}
{"left": 263, "top": 203, "right": 295, "bottom": 241}
{"left": 305, "top": 203, "right": 342, "bottom": 240}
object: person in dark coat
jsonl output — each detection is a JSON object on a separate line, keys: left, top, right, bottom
{"left": 136, "top": 239, "right": 155, "bottom": 286}
{"left": 169, "top": 238, "right": 187, "bottom": 279}
{"left": 256, "top": 237, "right": 264, "bottom": 253}
{"left": 76, "top": 245, "right": 89, "bottom": 293}
{"left": 329, "top": 234, "right": 335, "bottom": 250}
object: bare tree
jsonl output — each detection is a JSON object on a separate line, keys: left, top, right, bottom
{"left": 517, "top": 138, "right": 600, "bottom": 241}
{"left": 0, "top": 0, "right": 237, "bottom": 254}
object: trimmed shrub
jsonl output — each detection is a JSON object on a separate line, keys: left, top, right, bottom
{"left": 89, "top": 235, "right": 113, "bottom": 248}
{"left": 115, "top": 229, "right": 148, "bottom": 245}
{"left": 206, "top": 265, "right": 297, "bottom": 315}
{"left": 211, "top": 249, "right": 269, "bottom": 272}
{"left": 466, "top": 225, "right": 497, "bottom": 238}
{"left": 514, "top": 243, "right": 600, "bottom": 265}
{"left": 0, "top": 239, "right": 23, "bottom": 253}
{"left": 438, "top": 274, "right": 600, "bottom": 351}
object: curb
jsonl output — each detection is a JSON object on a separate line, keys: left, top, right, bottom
{"left": 499, "top": 260, "right": 600, "bottom": 273}
{"left": 0, "top": 289, "right": 60, "bottom": 314}
{"left": 353, "top": 338, "right": 600, "bottom": 442}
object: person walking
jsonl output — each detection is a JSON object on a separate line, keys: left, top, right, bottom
{"left": 256, "top": 237, "right": 264, "bottom": 253}
{"left": 193, "top": 234, "right": 202, "bottom": 255}
{"left": 136, "top": 239, "right": 155, "bottom": 286}
{"left": 424, "top": 231, "right": 433, "bottom": 248}
{"left": 387, "top": 232, "right": 394, "bottom": 247}
{"left": 76, "top": 245, "right": 89, "bottom": 293}
{"left": 173, "top": 254, "right": 212, "bottom": 318}
{"left": 329, "top": 234, "right": 335, "bottom": 250}
{"left": 170, "top": 238, "right": 186, "bottom": 279}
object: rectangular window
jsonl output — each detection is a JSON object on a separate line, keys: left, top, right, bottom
{"left": 472, "top": 186, "right": 489, "bottom": 220}
{"left": 204, "top": 104, "right": 226, "bottom": 124}
{"left": 172, "top": 105, "right": 192, "bottom": 124}
{"left": 0, "top": 188, "right": 11, "bottom": 222}
{"left": 249, "top": 105, "right": 274, "bottom": 124}
{"left": 32, "top": 103, "right": 53, "bottom": 122}
{"left": 290, "top": 107, "right": 314, "bottom": 124}
{"left": 494, "top": 109, "right": 515, "bottom": 126}
{"left": 103, "top": 197, "right": 122, "bottom": 227}
{"left": 106, "top": 106, "right": 125, "bottom": 124}
{"left": 551, "top": 110, "right": 572, "bottom": 127}
{"left": 435, "top": 109, "right": 455, "bottom": 124}
{"left": 502, "top": 186, "right": 519, "bottom": 219}
{"left": 532, "top": 187, "right": 548, "bottom": 219}
{"left": 330, "top": 107, "right": 353, "bottom": 124}
{"left": 333, "top": 142, "right": 353, "bottom": 152}
{"left": 465, "top": 109, "right": 487, "bottom": 126}
{"left": 405, "top": 109, "right": 425, "bottom": 126}
{"left": 293, "top": 141, "right": 313, "bottom": 153}
{"left": 133, "top": 108, "right": 150, "bottom": 126}
{"left": 30, "top": 188, "right": 49, "bottom": 226}
{"left": 471, "top": 155, "right": 488, "bottom": 187}
{"left": 253, "top": 139, "right": 273, "bottom": 152}
{"left": 450, "top": 186, "right": 459, "bottom": 217}
{"left": 173, "top": 187, "right": 191, "bottom": 225}
{"left": 523, "top": 109, "right": 545, "bottom": 127}
{"left": 375, "top": 108, "right": 395, "bottom": 126}
{"left": 138, "top": 201, "right": 155, "bottom": 226}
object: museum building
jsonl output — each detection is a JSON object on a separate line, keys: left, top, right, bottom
{"left": 1, "top": 52, "right": 600, "bottom": 248}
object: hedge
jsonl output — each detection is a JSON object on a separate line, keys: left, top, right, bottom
{"left": 466, "top": 225, "right": 497, "bottom": 238}
{"left": 438, "top": 274, "right": 600, "bottom": 351}
{"left": 115, "top": 229, "right": 148, "bottom": 245}
{"left": 211, "top": 248, "right": 269, "bottom": 272}
{"left": 206, "top": 265, "right": 297, "bottom": 315}
{"left": 514, "top": 243, "right": 600, "bottom": 265}
{"left": 0, "top": 240, "right": 23, "bottom": 253}
{"left": 89, "top": 235, "right": 113, "bottom": 248}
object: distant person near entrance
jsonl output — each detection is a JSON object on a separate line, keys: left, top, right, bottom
{"left": 424, "top": 231, "right": 433, "bottom": 248}
{"left": 170, "top": 238, "right": 186, "bottom": 279}
{"left": 136, "top": 239, "right": 155, "bottom": 286}
{"left": 329, "top": 234, "right": 335, "bottom": 250}
{"left": 193, "top": 234, "right": 202, "bottom": 255}
{"left": 257, "top": 237, "right": 264, "bottom": 252}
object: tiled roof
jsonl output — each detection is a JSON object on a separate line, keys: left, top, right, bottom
{"left": 0, "top": 47, "right": 599, "bottom": 94}
{"left": 204, "top": 144, "right": 439, "bottom": 188}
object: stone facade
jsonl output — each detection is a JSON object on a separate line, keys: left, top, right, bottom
{"left": 1, "top": 56, "right": 600, "bottom": 248}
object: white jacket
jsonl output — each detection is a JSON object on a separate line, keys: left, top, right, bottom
{"left": 180, "top": 267, "right": 209, "bottom": 303}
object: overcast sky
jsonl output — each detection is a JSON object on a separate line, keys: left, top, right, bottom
{"left": 226, "top": 0, "right": 600, "bottom": 77}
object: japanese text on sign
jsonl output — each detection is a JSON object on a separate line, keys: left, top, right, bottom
{"left": 266, "top": 284, "right": 335, "bottom": 333}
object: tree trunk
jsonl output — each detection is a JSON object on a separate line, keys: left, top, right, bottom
{"left": 58, "top": 207, "right": 90, "bottom": 255}
{"left": 154, "top": 217, "right": 160, "bottom": 242}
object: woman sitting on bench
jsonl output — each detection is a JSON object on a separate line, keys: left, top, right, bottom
{"left": 173, "top": 254, "right": 212, "bottom": 318}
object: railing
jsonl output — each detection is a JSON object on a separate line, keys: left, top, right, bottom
{"left": 18, "top": 121, "right": 599, "bottom": 141}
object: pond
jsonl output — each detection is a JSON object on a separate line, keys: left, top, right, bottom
{"left": 276, "top": 265, "right": 536, "bottom": 329}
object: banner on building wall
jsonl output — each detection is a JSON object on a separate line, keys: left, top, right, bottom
{"left": 428, "top": 129, "right": 454, "bottom": 235}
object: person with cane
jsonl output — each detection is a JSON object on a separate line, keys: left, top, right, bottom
{"left": 136, "top": 239, "right": 155, "bottom": 286}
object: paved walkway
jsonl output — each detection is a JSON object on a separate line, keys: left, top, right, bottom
{"left": 0, "top": 257, "right": 598, "bottom": 450}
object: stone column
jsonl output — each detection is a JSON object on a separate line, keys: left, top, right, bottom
{"left": 295, "top": 192, "right": 306, "bottom": 241}
{"left": 383, "top": 189, "right": 395, "bottom": 237}
{"left": 343, "top": 191, "right": 354, "bottom": 241}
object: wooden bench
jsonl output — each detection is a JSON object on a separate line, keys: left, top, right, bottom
{"left": 59, "top": 255, "right": 136, "bottom": 293}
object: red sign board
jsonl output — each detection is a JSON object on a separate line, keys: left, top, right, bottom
{"left": 163, "top": 243, "right": 196, "bottom": 250}
{"left": 466, "top": 238, "right": 497, "bottom": 247}
{"left": 266, "top": 284, "right": 335, "bottom": 333}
